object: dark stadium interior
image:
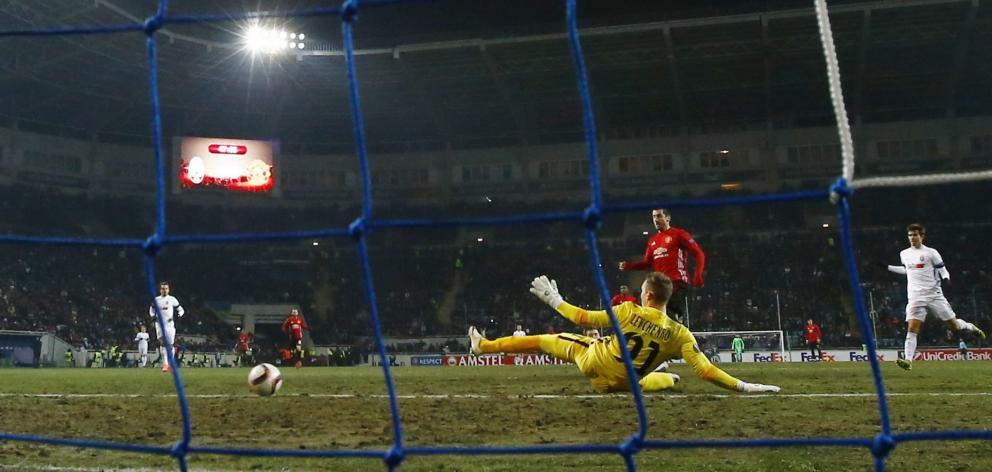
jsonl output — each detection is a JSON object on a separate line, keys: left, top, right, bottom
{"left": 0, "top": 0, "right": 989, "bottom": 359}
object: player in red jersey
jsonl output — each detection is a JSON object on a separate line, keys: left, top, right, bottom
{"left": 805, "top": 319, "right": 823, "bottom": 361}
{"left": 235, "top": 330, "right": 252, "bottom": 367}
{"left": 281, "top": 308, "right": 310, "bottom": 368}
{"left": 611, "top": 284, "right": 638, "bottom": 306}
{"left": 618, "top": 208, "right": 706, "bottom": 298}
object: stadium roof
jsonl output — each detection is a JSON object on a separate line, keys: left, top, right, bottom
{"left": 0, "top": 0, "right": 988, "bottom": 150}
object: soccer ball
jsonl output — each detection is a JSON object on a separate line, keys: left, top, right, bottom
{"left": 247, "top": 363, "right": 283, "bottom": 396}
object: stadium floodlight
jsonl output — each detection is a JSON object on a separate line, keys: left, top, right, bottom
{"left": 242, "top": 25, "right": 307, "bottom": 54}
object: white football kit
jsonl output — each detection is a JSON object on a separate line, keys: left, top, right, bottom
{"left": 135, "top": 332, "right": 150, "bottom": 367}
{"left": 150, "top": 295, "right": 184, "bottom": 368}
{"left": 888, "top": 244, "right": 954, "bottom": 322}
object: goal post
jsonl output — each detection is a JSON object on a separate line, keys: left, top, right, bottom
{"left": 691, "top": 330, "right": 786, "bottom": 363}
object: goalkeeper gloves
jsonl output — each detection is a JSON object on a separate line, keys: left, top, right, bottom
{"left": 529, "top": 275, "right": 564, "bottom": 309}
{"left": 737, "top": 381, "right": 781, "bottom": 393}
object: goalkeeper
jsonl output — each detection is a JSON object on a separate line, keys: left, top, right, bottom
{"left": 469, "top": 273, "right": 780, "bottom": 394}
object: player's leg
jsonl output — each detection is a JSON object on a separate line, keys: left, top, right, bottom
{"left": 639, "top": 372, "right": 681, "bottom": 392}
{"left": 934, "top": 299, "right": 986, "bottom": 339}
{"left": 469, "top": 327, "right": 588, "bottom": 363}
{"left": 161, "top": 327, "right": 176, "bottom": 371}
{"left": 666, "top": 282, "right": 688, "bottom": 323}
{"left": 153, "top": 324, "right": 168, "bottom": 370}
{"left": 899, "top": 303, "right": 926, "bottom": 371}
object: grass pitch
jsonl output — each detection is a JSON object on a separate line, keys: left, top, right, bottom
{"left": 0, "top": 361, "right": 989, "bottom": 471}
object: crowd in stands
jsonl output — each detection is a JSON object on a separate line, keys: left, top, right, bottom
{"left": 0, "top": 183, "right": 989, "bottom": 357}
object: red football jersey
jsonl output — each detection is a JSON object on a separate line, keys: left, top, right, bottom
{"left": 805, "top": 323, "right": 822, "bottom": 343}
{"left": 610, "top": 294, "right": 638, "bottom": 306}
{"left": 237, "top": 333, "right": 251, "bottom": 351}
{"left": 623, "top": 227, "right": 706, "bottom": 286}
{"left": 282, "top": 315, "right": 310, "bottom": 340}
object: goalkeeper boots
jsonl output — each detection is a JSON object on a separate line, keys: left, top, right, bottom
{"left": 468, "top": 326, "right": 484, "bottom": 355}
{"left": 896, "top": 358, "right": 912, "bottom": 371}
{"left": 973, "top": 325, "right": 987, "bottom": 340}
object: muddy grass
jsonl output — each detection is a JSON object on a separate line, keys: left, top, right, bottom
{"left": 0, "top": 362, "right": 989, "bottom": 471}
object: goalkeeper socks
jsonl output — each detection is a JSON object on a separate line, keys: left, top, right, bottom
{"left": 639, "top": 372, "right": 677, "bottom": 392}
{"left": 904, "top": 332, "right": 918, "bottom": 362}
{"left": 480, "top": 336, "right": 541, "bottom": 353}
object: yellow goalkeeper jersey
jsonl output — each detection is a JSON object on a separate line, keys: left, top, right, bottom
{"left": 560, "top": 301, "right": 695, "bottom": 380}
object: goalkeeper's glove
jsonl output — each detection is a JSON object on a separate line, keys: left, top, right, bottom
{"left": 941, "top": 278, "right": 951, "bottom": 294}
{"left": 529, "top": 275, "right": 564, "bottom": 309}
{"left": 737, "top": 381, "right": 781, "bottom": 393}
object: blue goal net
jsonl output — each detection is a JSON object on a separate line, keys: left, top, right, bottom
{"left": 0, "top": 1, "right": 990, "bottom": 471}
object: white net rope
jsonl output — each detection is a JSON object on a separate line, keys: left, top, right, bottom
{"left": 814, "top": 0, "right": 992, "bottom": 189}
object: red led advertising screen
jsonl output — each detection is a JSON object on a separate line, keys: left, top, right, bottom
{"left": 173, "top": 136, "right": 279, "bottom": 195}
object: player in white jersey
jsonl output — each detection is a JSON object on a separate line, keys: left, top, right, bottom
{"left": 149, "top": 281, "right": 185, "bottom": 372}
{"left": 134, "top": 325, "right": 150, "bottom": 367}
{"left": 886, "top": 224, "right": 985, "bottom": 371}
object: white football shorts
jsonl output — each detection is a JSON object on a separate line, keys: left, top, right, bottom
{"left": 154, "top": 323, "right": 176, "bottom": 345}
{"left": 905, "top": 297, "right": 955, "bottom": 322}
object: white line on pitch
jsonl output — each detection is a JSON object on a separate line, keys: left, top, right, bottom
{"left": 0, "top": 465, "right": 248, "bottom": 472}
{"left": 1, "top": 392, "right": 990, "bottom": 399}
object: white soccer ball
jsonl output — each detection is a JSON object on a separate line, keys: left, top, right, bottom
{"left": 247, "top": 363, "right": 283, "bottom": 396}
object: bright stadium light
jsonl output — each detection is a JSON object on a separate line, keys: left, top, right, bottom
{"left": 242, "top": 25, "right": 307, "bottom": 54}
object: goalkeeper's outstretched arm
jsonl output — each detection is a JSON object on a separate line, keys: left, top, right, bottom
{"left": 530, "top": 276, "right": 614, "bottom": 328}
{"left": 680, "top": 341, "right": 780, "bottom": 393}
